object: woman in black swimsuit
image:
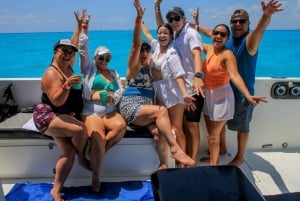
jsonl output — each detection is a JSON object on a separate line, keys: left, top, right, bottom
{"left": 33, "top": 11, "right": 90, "bottom": 201}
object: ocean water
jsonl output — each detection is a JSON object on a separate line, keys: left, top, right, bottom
{"left": 0, "top": 30, "right": 299, "bottom": 78}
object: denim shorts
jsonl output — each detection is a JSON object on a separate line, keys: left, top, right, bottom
{"left": 227, "top": 98, "right": 254, "bottom": 133}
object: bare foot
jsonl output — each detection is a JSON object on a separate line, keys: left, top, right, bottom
{"left": 91, "top": 177, "right": 100, "bottom": 192}
{"left": 228, "top": 157, "right": 244, "bottom": 166}
{"left": 158, "top": 163, "right": 168, "bottom": 170}
{"left": 199, "top": 156, "right": 219, "bottom": 164}
{"left": 50, "top": 188, "right": 64, "bottom": 201}
{"left": 170, "top": 149, "right": 195, "bottom": 166}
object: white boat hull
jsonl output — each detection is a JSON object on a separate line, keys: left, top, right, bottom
{"left": 0, "top": 77, "right": 300, "bottom": 199}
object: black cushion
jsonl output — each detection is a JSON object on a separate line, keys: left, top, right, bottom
{"left": 151, "top": 165, "right": 266, "bottom": 201}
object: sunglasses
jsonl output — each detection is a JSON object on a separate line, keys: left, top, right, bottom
{"left": 60, "top": 48, "right": 75, "bottom": 56}
{"left": 140, "top": 47, "right": 151, "bottom": 53}
{"left": 230, "top": 19, "right": 247, "bottom": 24}
{"left": 98, "top": 55, "right": 111, "bottom": 62}
{"left": 212, "top": 30, "right": 228, "bottom": 38}
{"left": 167, "top": 16, "right": 182, "bottom": 23}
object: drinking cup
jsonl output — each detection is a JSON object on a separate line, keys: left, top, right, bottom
{"left": 99, "top": 91, "right": 108, "bottom": 106}
{"left": 73, "top": 74, "right": 83, "bottom": 89}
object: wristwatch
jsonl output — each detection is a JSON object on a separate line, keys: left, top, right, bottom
{"left": 194, "top": 72, "right": 204, "bottom": 79}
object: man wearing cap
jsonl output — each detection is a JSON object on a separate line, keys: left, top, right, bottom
{"left": 194, "top": 0, "right": 283, "bottom": 166}
{"left": 154, "top": 0, "right": 205, "bottom": 165}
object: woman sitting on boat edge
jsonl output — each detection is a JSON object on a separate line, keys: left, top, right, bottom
{"left": 32, "top": 10, "right": 90, "bottom": 201}
{"left": 77, "top": 12, "right": 126, "bottom": 192}
{"left": 117, "top": 0, "right": 195, "bottom": 169}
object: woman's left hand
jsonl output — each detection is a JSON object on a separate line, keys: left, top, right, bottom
{"left": 248, "top": 95, "right": 268, "bottom": 106}
{"left": 183, "top": 95, "right": 196, "bottom": 111}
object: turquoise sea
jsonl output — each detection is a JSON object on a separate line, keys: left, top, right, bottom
{"left": 0, "top": 30, "right": 299, "bottom": 78}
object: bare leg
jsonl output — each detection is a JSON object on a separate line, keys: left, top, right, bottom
{"left": 204, "top": 115, "right": 227, "bottom": 166}
{"left": 149, "top": 124, "right": 169, "bottom": 169}
{"left": 219, "top": 126, "right": 228, "bottom": 154}
{"left": 50, "top": 137, "right": 76, "bottom": 201}
{"left": 200, "top": 125, "right": 228, "bottom": 163}
{"left": 83, "top": 115, "right": 106, "bottom": 192}
{"left": 184, "top": 121, "right": 200, "bottom": 162}
{"left": 228, "top": 131, "right": 248, "bottom": 166}
{"left": 132, "top": 105, "right": 195, "bottom": 166}
{"left": 103, "top": 111, "right": 126, "bottom": 151}
{"left": 45, "top": 115, "right": 90, "bottom": 200}
{"left": 47, "top": 115, "right": 90, "bottom": 170}
{"left": 168, "top": 104, "right": 187, "bottom": 167}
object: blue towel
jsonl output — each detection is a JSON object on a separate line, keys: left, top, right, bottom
{"left": 5, "top": 181, "right": 154, "bottom": 201}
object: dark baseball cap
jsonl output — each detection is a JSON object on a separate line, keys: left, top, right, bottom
{"left": 166, "top": 7, "right": 185, "bottom": 19}
{"left": 141, "top": 40, "right": 151, "bottom": 49}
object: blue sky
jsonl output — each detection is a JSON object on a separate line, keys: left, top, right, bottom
{"left": 0, "top": 0, "right": 299, "bottom": 33}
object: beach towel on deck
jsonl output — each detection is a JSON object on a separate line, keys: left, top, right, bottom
{"left": 5, "top": 181, "right": 154, "bottom": 201}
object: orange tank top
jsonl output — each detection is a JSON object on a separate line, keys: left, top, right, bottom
{"left": 203, "top": 52, "right": 230, "bottom": 89}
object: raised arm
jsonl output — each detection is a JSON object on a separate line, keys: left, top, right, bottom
{"left": 141, "top": 21, "right": 154, "bottom": 44}
{"left": 70, "top": 10, "right": 87, "bottom": 47}
{"left": 126, "top": 0, "right": 145, "bottom": 80}
{"left": 191, "top": 6, "right": 212, "bottom": 37}
{"left": 77, "top": 11, "right": 91, "bottom": 75}
{"left": 154, "top": 0, "right": 164, "bottom": 27}
{"left": 247, "top": 0, "right": 283, "bottom": 55}
{"left": 69, "top": 10, "right": 84, "bottom": 67}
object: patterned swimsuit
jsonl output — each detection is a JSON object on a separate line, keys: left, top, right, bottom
{"left": 117, "top": 67, "right": 154, "bottom": 124}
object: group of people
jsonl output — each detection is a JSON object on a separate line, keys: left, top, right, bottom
{"left": 32, "top": 0, "right": 282, "bottom": 200}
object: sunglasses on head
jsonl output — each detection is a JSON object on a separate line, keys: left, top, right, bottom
{"left": 167, "top": 15, "right": 181, "bottom": 23}
{"left": 98, "top": 55, "right": 111, "bottom": 62}
{"left": 212, "top": 30, "right": 228, "bottom": 38}
{"left": 230, "top": 19, "right": 247, "bottom": 24}
{"left": 60, "top": 47, "right": 75, "bottom": 56}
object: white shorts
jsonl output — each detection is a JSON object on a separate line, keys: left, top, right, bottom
{"left": 82, "top": 101, "right": 116, "bottom": 117}
{"left": 152, "top": 79, "right": 183, "bottom": 108}
{"left": 203, "top": 84, "right": 234, "bottom": 121}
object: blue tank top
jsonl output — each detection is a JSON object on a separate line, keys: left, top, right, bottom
{"left": 123, "top": 67, "right": 154, "bottom": 99}
{"left": 226, "top": 32, "right": 258, "bottom": 99}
